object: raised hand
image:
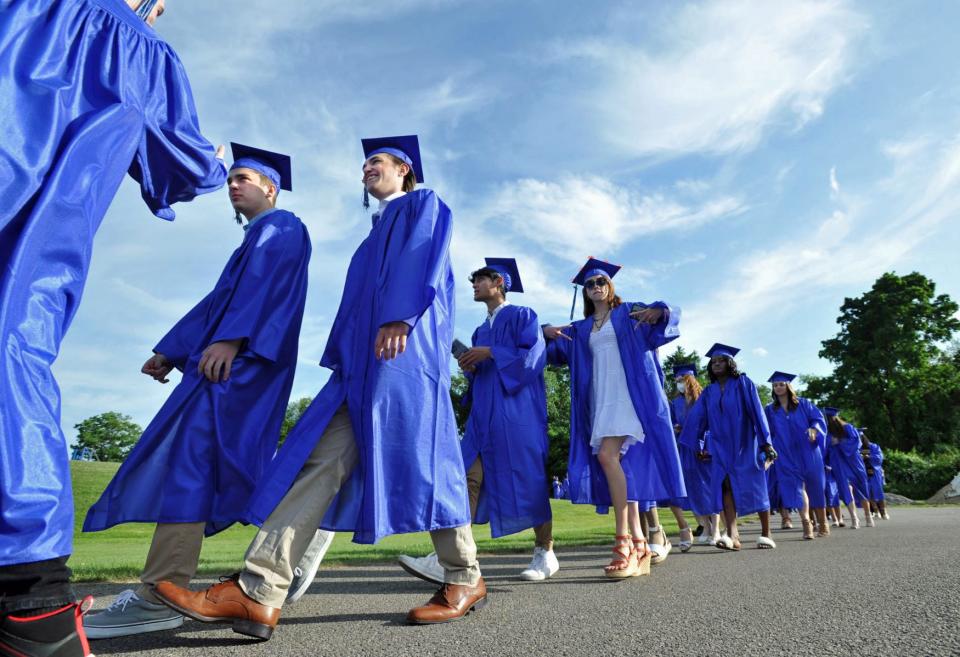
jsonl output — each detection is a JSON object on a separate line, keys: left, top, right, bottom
{"left": 215, "top": 144, "right": 226, "bottom": 160}
{"left": 630, "top": 307, "right": 663, "bottom": 325}
{"left": 543, "top": 324, "right": 572, "bottom": 341}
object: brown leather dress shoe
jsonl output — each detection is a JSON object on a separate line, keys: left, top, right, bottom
{"left": 406, "top": 578, "right": 487, "bottom": 625}
{"left": 154, "top": 577, "right": 280, "bottom": 640}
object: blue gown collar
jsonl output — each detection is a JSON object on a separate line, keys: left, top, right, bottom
{"left": 243, "top": 207, "right": 279, "bottom": 231}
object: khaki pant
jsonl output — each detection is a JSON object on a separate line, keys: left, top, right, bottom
{"left": 465, "top": 457, "right": 553, "bottom": 550}
{"left": 239, "top": 405, "right": 480, "bottom": 608}
{"left": 137, "top": 522, "right": 205, "bottom": 604}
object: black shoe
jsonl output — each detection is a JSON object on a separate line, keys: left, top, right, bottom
{"left": 692, "top": 524, "right": 704, "bottom": 537}
{"left": 0, "top": 598, "right": 92, "bottom": 657}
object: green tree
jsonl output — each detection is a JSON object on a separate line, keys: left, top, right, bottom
{"left": 74, "top": 411, "right": 142, "bottom": 462}
{"left": 544, "top": 365, "right": 572, "bottom": 478}
{"left": 279, "top": 396, "right": 314, "bottom": 445}
{"left": 661, "top": 345, "right": 708, "bottom": 395}
{"left": 817, "top": 271, "right": 960, "bottom": 451}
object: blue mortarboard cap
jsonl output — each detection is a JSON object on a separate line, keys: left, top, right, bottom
{"left": 572, "top": 257, "right": 622, "bottom": 286}
{"left": 484, "top": 257, "right": 524, "bottom": 293}
{"left": 361, "top": 135, "right": 424, "bottom": 183}
{"left": 705, "top": 343, "right": 740, "bottom": 359}
{"left": 767, "top": 371, "right": 797, "bottom": 383}
{"left": 230, "top": 142, "right": 292, "bottom": 192}
{"left": 824, "top": 407, "right": 839, "bottom": 417}
{"left": 673, "top": 363, "right": 697, "bottom": 378}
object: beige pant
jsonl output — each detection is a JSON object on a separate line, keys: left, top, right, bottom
{"left": 239, "top": 405, "right": 480, "bottom": 608}
{"left": 137, "top": 522, "right": 205, "bottom": 604}
{"left": 465, "top": 457, "right": 553, "bottom": 550}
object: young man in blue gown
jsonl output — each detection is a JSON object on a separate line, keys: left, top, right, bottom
{"left": 399, "top": 258, "right": 559, "bottom": 583}
{"left": 82, "top": 145, "right": 312, "bottom": 639}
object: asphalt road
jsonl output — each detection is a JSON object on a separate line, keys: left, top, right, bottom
{"left": 83, "top": 506, "right": 960, "bottom": 657}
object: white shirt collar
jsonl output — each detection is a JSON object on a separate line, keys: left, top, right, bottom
{"left": 378, "top": 191, "right": 406, "bottom": 212}
{"left": 487, "top": 300, "right": 510, "bottom": 327}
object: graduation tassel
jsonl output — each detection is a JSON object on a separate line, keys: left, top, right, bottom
{"left": 570, "top": 284, "right": 578, "bottom": 320}
{"left": 234, "top": 210, "right": 243, "bottom": 226}
{"left": 135, "top": 0, "right": 160, "bottom": 20}
{"left": 362, "top": 187, "right": 370, "bottom": 209}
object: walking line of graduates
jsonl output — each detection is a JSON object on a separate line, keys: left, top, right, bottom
{"left": 0, "top": 2, "right": 889, "bottom": 655}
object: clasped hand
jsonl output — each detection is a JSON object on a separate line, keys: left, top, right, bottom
{"left": 142, "top": 353, "right": 173, "bottom": 383}
{"left": 458, "top": 346, "right": 492, "bottom": 372}
{"left": 197, "top": 339, "right": 243, "bottom": 382}
{"left": 374, "top": 321, "right": 409, "bottom": 361}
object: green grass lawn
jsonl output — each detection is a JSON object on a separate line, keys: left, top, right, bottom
{"left": 70, "top": 461, "right": 686, "bottom": 582}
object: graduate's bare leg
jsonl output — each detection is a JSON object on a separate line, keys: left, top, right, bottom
{"left": 596, "top": 437, "right": 636, "bottom": 575}
{"left": 813, "top": 507, "right": 829, "bottom": 536}
{"left": 758, "top": 510, "right": 772, "bottom": 538}
{"left": 800, "top": 489, "right": 811, "bottom": 526}
{"left": 720, "top": 477, "right": 740, "bottom": 548}
{"left": 707, "top": 513, "right": 721, "bottom": 541}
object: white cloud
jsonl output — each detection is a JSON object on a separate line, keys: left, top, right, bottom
{"left": 556, "top": 0, "right": 867, "bottom": 157}
{"left": 476, "top": 175, "right": 746, "bottom": 263}
{"left": 829, "top": 166, "right": 841, "bottom": 198}
{"left": 752, "top": 347, "right": 769, "bottom": 357}
{"left": 676, "top": 125, "right": 960, "bottom": 353}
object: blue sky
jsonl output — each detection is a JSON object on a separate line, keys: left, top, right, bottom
{"left": 54, "top": 0, "right": 960, "bottom": 440}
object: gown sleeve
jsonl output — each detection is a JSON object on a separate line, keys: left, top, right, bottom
{"left": 740, "top": 375, "right": 773, "bottom": 448}
{"left": 376, "top": 190, "right": 452, "bottom": 328}
{"left": 154, "top": 292, "right": 215, "bottom": 370}
{"left": 544, "top": 324, "right": 573, "bottom": 366}
{"left": 489, "top": 307, "right": 546, "bottom": 395}
{"left": 678, "top": 394, "right": 708, "bottom": 451}
{"left": 209, "top": 218, "right": 311, "bottom": 362}
{"left": 128, "top": 47, "right": 227, "bottom": 220}
{"left": 802, "top": 399, "right": 828, "bottom": 453}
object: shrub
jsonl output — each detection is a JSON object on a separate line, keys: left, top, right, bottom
{"left": 883, "top": 446, "right": 960, "bottom": 500}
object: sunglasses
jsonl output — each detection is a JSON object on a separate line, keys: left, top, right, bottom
{"left": 584, "top": 277, "right": 608, "bottom": 290}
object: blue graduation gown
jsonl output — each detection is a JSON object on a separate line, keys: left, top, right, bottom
{"left": 246, "top": 190, "right": 469, "bottom": 544}
{"left": 656, "top": 396, "right": 696, "bottom": 511}
{"left": 825, "top": 424, "right": 869, "bottom": 504}
{"left": 764, "top": 398, "right": 827, "bottom": 509}
{"left": 866, "top": 442, "right": 885, "bottom": 501}
{"left": 670, "top": 396, "right": 715, "bottom": 516}
{"left": 83, "top": 211, "right": 310, "bottom": 535}
{"left": 545, "top": 302, "right": 686, "bottom": 511}
{"left": 0, "top": 0, "right": 225, "bottom": 566}
{"left": 679, "top": 375, "right": 772, "bottom": 516}
{"left": 460, "top": 305, "right": 551, "bottom": 538}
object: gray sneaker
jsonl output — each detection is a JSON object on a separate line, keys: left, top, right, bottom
{"left": 83, "top": 589, "right": 183, "bottom": 639}
{"left": 286, "top": 529, "right": 336, "bottom": 604}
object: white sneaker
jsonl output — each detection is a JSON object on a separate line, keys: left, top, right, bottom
{"left": 850, "top": 514, "right": 860, "bottom": 529}
{"left": 398, "top": 552, "right": 444, "bottom": 585}
{"left": 695, "top": 535, "right": 713, "bottom": 546}
{"left": 865, "top": 515, "right": 875, "bottom": 528}
{"left": 519, "top": 547, "right": 560, "bottom": 581}
{"left": 83, "top": 589, "right": 183, "bottom": 639}
{"left": 286, "top": 529, "right": 335, "bottom": 604}
{"left": 882, "top": 511, "right": 891, "bottom": 520}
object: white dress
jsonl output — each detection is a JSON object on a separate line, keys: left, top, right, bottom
{"left": 589, "top": 319, "right": 645, "bottom": 454}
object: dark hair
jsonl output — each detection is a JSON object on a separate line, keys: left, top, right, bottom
{"left": 383, "top": 153, "right": 417, "bottom": 192}
{"left": 469, "top": 267, "right": 507, "bottom": 296}
{"left": 827, "top": 415, "right": 848, "bottom": 438}
{"left": 772, "top": 382, "right": 800, "bottom": 412}
{"left": 582, "top": 276, "right": 622, "bottom": 318}
{"left": 707, "top": 355, "right": 741, "bottom": 382}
